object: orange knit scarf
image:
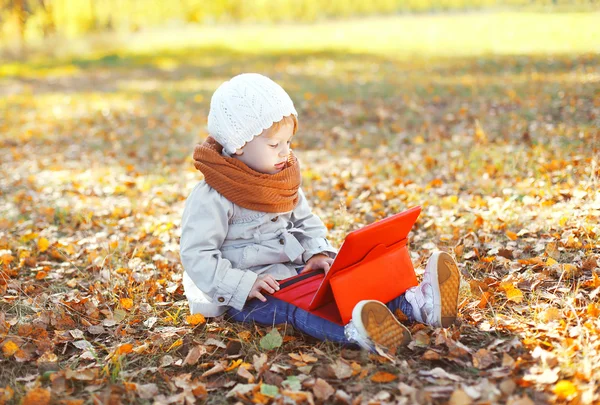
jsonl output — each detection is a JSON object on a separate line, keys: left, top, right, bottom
{"left": 193, "top": 137, "right": 301, "bottom": 213}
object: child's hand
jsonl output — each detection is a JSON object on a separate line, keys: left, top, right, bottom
{"left": 302, "top": 254, "right": 334, "bottom": 274}
{"left": 248, "top": 274, "right": 280, "bottom": 302}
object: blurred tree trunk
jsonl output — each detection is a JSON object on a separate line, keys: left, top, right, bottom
{"left": 15, "top": 0, "right": 27, "bottom": 58}
{"left": 39, "top": 0, "right": 57, "bottom": 38}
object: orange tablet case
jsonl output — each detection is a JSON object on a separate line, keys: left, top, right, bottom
{"left": 272, "top": 206, "right": 421, "bottom": 325}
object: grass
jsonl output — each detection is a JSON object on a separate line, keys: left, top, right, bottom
{"left": 1, "top": 11, "right": 599, "bottom": 72}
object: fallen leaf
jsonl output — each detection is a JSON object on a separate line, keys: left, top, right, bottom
{"left": 22, "top": 388, "right": 51, "bottom": 405}
{"left": 553, "top": 380, "right": 578, "bottom": 400}
{"left": 260, "top": 383, "right": 279, "bottom": 398}
{"left": 253, "top": 353, "right": 268, "bottom": 374}
{"left": 183, "top": 345, "right": 207, "bottom": 366}
{"left": 472, "top": 348, "right": 496, "bottom": 369}
{"left": 260, "top": 328, "right": 283, "bottom": 351}
{"left": 313, "top": 378, "right": 334, "bottom": 401}
{"left": 500, "top": 282, "right": 524, "bottom": 303}
{"left": 542, "top": 307, "right": 561, "bottom": 322}
{"left": 186, "top": 313, "right": 206, "bottom": 326}
{"left": 1, "top": 340, "right": 19, "bottom": 357}
{"left": 226, "top": 383, "right": 256, "bottom": 398}
{"left": 370, "top": 371, "right": 397, "bottom": 383}
{"left": 449, "top": 388, "right": 472, "bottom": 405}
{"left": 137, "top": 383, "right": 159, "bottom": 399}
{"left": 237, "top": 365, "right": 255, "bottom": 383}
{"left": 116, "top": 343, "right": 133, "bottom": 355}
{"left": 37, "top": 237, "right": 50, "bottom": 253}
{"left": 422, "top": 349, "right": 442, "bottom": 361}
{"left": 331, "top": 359, "right": 353, "bottom": 379}
{"left": 202, "top": 362, "right": 226, "bottom": 378}
{"left": 225, "top": 359, "right": 243, "bottom": 372}
{"left": 120, "top": 298, "right": 134, "bottom": 310}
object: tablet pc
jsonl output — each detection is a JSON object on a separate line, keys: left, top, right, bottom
{"left": 308, "top": 205, "right": 421, "bottom": 310}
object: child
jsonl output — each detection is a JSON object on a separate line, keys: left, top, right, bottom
{"left": 180, "top": 73, "right": 461, "bottom": 351}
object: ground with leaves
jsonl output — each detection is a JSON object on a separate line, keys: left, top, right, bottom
{"left": 1, "top": 14, "right": 600, "bottom": 405}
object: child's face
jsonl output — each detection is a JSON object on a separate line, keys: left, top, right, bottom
{"left": 233, "top": 122, "right": 294, "bottom": 175}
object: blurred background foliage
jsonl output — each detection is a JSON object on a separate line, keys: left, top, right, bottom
{"left": 1, "top": 0, "right": 598, "bottom": 50}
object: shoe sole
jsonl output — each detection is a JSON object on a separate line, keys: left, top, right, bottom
{"left": 435, "top": 252, "right": 460, "bottom": 328}
{"left": 352, "top": 300, "right": 411, "bottom": 349}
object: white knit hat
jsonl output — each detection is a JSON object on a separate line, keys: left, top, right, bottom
{"left": 207, "top": 73, "right": 298, "bottom": 155}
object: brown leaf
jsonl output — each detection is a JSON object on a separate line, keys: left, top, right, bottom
{"left": 183, "top": 345, "right": 207, "bottom": 366}
{"left": 330, "top": 359, "right": 353, "bottom": 379}
{"left": 448, "top": 388, "right": 472, "bottom": 405}
{"left": 253, "top": 353, "right": 268, "bottom": 375}
{"left": 136, "top": 383, "right": 159, "bottom": 400}
{"left": 237, "top": 365, "right": 255, "bottom": 383}
{"left": 422, "top": 350, "right": 442, "bottom": 361}
{"left": 472, "top": 348, "right": 496, "bottom": 369}
{"left": 313, "top": 378, "right": 334, "bottom": 401}
{"left": 201, "top": 361, "right": 226, "bottom": 378}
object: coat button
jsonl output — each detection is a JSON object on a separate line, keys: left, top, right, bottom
{"left": 279, "top": 238, "right": 284, "bottom": 245}
{"left": 271, "top": 216, "right": 279, "bottom": 222}
{"left": 218, "top": 297, "right": 225, "bottom": 303}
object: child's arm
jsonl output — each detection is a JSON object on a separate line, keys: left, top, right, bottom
{"left": 290, "top": 188, "right": 338, "bottom": 263}
{"left": 180, "top": 184, "right": 258, "bottom": 310}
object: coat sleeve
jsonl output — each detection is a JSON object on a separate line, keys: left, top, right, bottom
{"left": 180, "top": 183, "right": 257, "bottom": 311}
{"left": 290, "top": 187, "right": 338, "bottom": 263}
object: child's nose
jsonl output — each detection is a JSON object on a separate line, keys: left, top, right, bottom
{"left": 279, "top": 145, "right": 289, "bottom": 156}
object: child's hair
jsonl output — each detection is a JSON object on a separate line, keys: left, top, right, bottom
{"left": 266, "top": 114, "right": 298, "bottom": 138}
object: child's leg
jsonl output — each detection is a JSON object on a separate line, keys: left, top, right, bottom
{"left": 227, "top": 295, "right": 353, "bottom": 345}
{"left": 385, "top": 294, "right": 416, "bottom": 323}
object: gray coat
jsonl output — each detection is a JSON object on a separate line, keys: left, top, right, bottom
{"left": 180, "top": 181, "right": 338, "bottom": 316}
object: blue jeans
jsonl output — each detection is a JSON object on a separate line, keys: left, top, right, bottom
{"left": 226, "top": 269, "right": 415, "bottom": 345}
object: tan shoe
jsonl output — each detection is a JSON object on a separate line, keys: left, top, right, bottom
{"left": 405, "top": 251, "right": 460, "bottom": 327}
{"left": 345, "top": 300, "right": 411, "bottom": 351}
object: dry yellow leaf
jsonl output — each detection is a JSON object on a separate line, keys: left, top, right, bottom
{"left": 225, "top": 359, "right": 243, "bottom": 372}
{"left": 553, "top": 380, "right": 578, "bottom": 400}
{"left": 542, "top": 308, "right": 561, "bottom": 322}
{"left": 186, "top": 313, "right": 206, "bottom": 326}
{"left": 561, "top": 264, "right": 578, "bottom": 277}
{"left": 22, "top": 232, "right": 38, "bottom": 243}
{"left": 0, "top": 254, "right": 14, "bottom": 266}
{"left": 505, "top": 231, "right": 518, "bottom": 241}
{"left": 1, "top": 341, "right": 19, "bottom": 357}
{"left": 500, "top": 282, "right": 523, "bottom": 303}
{"left": 120, "top": 298, "right": 134, "bottom": 310}
{"left": 167, "top": 338, "right": 183, "bottom": 352}
{"left": 586, "top": 303, "right": 600, "bottom": 318}
{"left": 37, "top": 237, "right": 50, "bottom": 252}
